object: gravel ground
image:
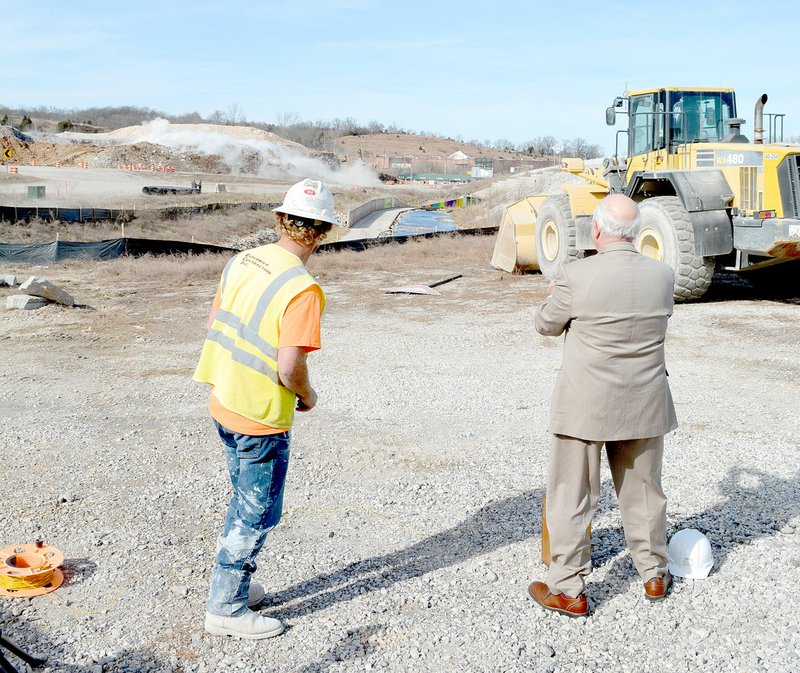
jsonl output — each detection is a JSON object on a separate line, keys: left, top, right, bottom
{"left": 1, "top": 242, "right": 799, "bottom": 673}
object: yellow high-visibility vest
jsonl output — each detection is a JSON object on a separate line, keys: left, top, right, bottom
{"left": 193, "top": 244, "right": 325, "bottom": 429}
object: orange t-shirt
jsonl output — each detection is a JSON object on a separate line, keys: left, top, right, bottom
{"left": 208, "top": 285, "right": 323, "bottom": 435}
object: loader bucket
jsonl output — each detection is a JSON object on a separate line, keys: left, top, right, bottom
{"left": 490, "top": 210, "right": 520, "bottom": 272}
{"left": 490, "top": 195, "right": 548, "bottom": 272}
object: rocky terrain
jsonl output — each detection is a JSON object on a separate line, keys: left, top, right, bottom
{"left": 0, "top": 122, "right": 335, "bottom": 180}
{"left": 0, "top": 237, "right": 798, "bottom": 673}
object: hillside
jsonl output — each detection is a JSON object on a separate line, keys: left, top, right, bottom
{"left": 336, "top": 134, "right": 533, "bottom": 162}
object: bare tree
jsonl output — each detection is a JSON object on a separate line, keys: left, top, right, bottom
{"left": 275, "top": 111, "right": 301, "bottom": 128}
{"left": 584, "top": 143, "right": 602, "bottom": 159}
{"left": 536, "top": 135, "right": 557, "bottom": 156}
{"left": 172, "top": 111, "right": 203, "bottom": 123}
{"left": 571, "top": 137, "right": 590, "bottom": 158}
{"left": 226, "top": 103, "right": 245, "bottom": 125}
{"left": 561, "top": 137, "right": 602, "bottom": 159}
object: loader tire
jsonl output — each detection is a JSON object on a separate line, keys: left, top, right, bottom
{"left": 535, "top": 192, "right": 579, "bottom": 279}
{"left": 637, "top": 196, "right": 716, "bottom": 302}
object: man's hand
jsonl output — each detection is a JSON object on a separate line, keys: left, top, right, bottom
{"left": 278, "top": 346, "right": 317, "bottom": 412}
{"left": 296, "top": 389, "right": 317, "bottom": 412}
{"left": 535, "top": 272, "right": 573, "bottom": 337}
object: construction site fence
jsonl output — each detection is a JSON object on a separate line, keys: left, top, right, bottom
{"left": 0, "top": 227, "right": 499, "bottom": 264}
{"left": 0, "top": 202, "right": 281, "bottom": 224}
{"left": 0, "top": 237, "right": 236, "bottom": 264}
{"left": 319, "top": 225, "right": 499, "bottom": 252}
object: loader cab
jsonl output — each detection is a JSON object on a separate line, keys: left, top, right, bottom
{"left": 625, "top": 88, "right": 737, "bottom": 156}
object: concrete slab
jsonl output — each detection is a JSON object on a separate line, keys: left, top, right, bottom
{"left": 19, "top": 276, "right": 75, "bottom": 306}
{"left": 6, "top": 294, "right": 51, "bottom": 310}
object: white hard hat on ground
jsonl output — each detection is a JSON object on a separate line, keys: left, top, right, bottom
{"left": 273, "top": 179, "right": 337, "bottom": 225}
{"left": 668, "top": 529, "right": 714, "bottom": 579}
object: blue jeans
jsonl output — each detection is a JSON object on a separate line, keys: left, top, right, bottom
{"left": 206, "top": 421, "right": 291, "bottom": 617}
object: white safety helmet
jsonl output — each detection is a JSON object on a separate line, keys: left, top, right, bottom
{"left": 668, "top": 529, "right": 714, "bottom": 579}
{"left": 273, "top": 179, "right": 337, "bottom": 225}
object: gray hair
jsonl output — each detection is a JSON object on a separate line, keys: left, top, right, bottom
{"left": 594, "top": 198, "right": 641, "bottom": 240}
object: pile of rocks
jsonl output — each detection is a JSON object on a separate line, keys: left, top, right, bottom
{"left": 4, "top": 275, "right": 75, "bottom": 310}
{"left": 224, "top": 229, "right": 280, "bottom": 251}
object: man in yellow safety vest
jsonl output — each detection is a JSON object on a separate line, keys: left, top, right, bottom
{"left": 194, "top": 178, "right": 336, "bottom": 639}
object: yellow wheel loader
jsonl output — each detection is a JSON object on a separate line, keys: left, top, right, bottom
{"left": 491, "top": 87, "right": 800, "bottom": 301}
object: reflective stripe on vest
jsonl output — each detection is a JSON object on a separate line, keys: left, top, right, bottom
{"left": 220, "top": 254, "right": 238, "bottom": 295}
{"left": 204, "top": 266, "right": 309, "bottom": 377}
{"left": 204, "top": 329, "right": 279, "bottom": 383}
{"left": 209, "top": 265, "right": 310, "bottom": 364}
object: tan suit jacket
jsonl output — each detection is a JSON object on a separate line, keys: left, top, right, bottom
{"left": 535, "top": 242, "right": 678, "bottom": 441}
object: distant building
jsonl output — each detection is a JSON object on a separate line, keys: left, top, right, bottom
{"left": 471, "top": 167, "right": 493, "bottom": 178}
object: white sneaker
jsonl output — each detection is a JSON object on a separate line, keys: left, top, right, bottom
{"left": 247, "top": 582, "right": 265, "bottom": 608}
{"left": 204, "top": 609, "right": 285, "bottom": 640}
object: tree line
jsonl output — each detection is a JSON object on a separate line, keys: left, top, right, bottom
{"left": 0, "top": 104, "right": 602, "bottom": 159}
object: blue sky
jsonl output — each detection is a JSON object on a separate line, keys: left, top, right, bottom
{"left": 6, "top": 1, "right": 800, "bottom": 153}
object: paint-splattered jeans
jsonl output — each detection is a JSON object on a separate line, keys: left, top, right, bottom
{"left": 206, "top": 421, "right": 291, "bottom": 617}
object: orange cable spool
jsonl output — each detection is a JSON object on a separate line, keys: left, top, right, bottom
{"left": 0, "top": 542, "right": 65, "bottom": 598}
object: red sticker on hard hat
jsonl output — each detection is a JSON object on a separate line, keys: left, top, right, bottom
{"left": 304, "top": 189, "right": 317, "bottom": 195}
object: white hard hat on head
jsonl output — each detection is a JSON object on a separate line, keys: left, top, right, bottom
{"left": 668, "top": 529, "right": 714, "bottom": 579}
{"left": 273, "top": 179, "right": 337, "bottom": 225}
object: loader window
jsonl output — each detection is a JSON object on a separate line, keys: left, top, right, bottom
{"left": 669, "top": 91, "right": 735, "bottom": 144}
{"left": 630, "top": 94, "right": 658, "bottom": 156}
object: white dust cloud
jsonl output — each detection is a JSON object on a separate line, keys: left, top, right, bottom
{"left": 127, "top": 119, "right": 380, "bottom": 186}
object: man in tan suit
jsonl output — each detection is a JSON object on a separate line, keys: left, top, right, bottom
{"left": 528, "top": 193, "right": 677, "bottom": 617}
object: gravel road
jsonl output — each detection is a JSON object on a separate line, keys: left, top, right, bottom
{"left": 1, "top": 241, "right": 798, "bottom": 673}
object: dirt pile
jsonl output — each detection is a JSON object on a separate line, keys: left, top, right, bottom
{"left": 0, "top": 122, "right": 321, "bottom": 176}
{"left": 92, "top": 142, "right": 220, "bottom": 172}
{"left": 1, "top": 129, "right": 227, "bottom": 173}
{"left": 1, "top": 127, "right": 94, "bottom": 167}
{"left": 107, "top": 122, "right": 307, "bottom": 151}
{"left": 2, "top": 121, "right": 382, "bottom": 185}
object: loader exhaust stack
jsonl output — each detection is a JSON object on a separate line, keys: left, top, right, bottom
{"left": 754, "top": 94, "right": 768, "bottom": 144}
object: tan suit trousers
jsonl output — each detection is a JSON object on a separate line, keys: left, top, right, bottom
{"left": 545, "top": 434, "right": 668, "bottom": 597}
